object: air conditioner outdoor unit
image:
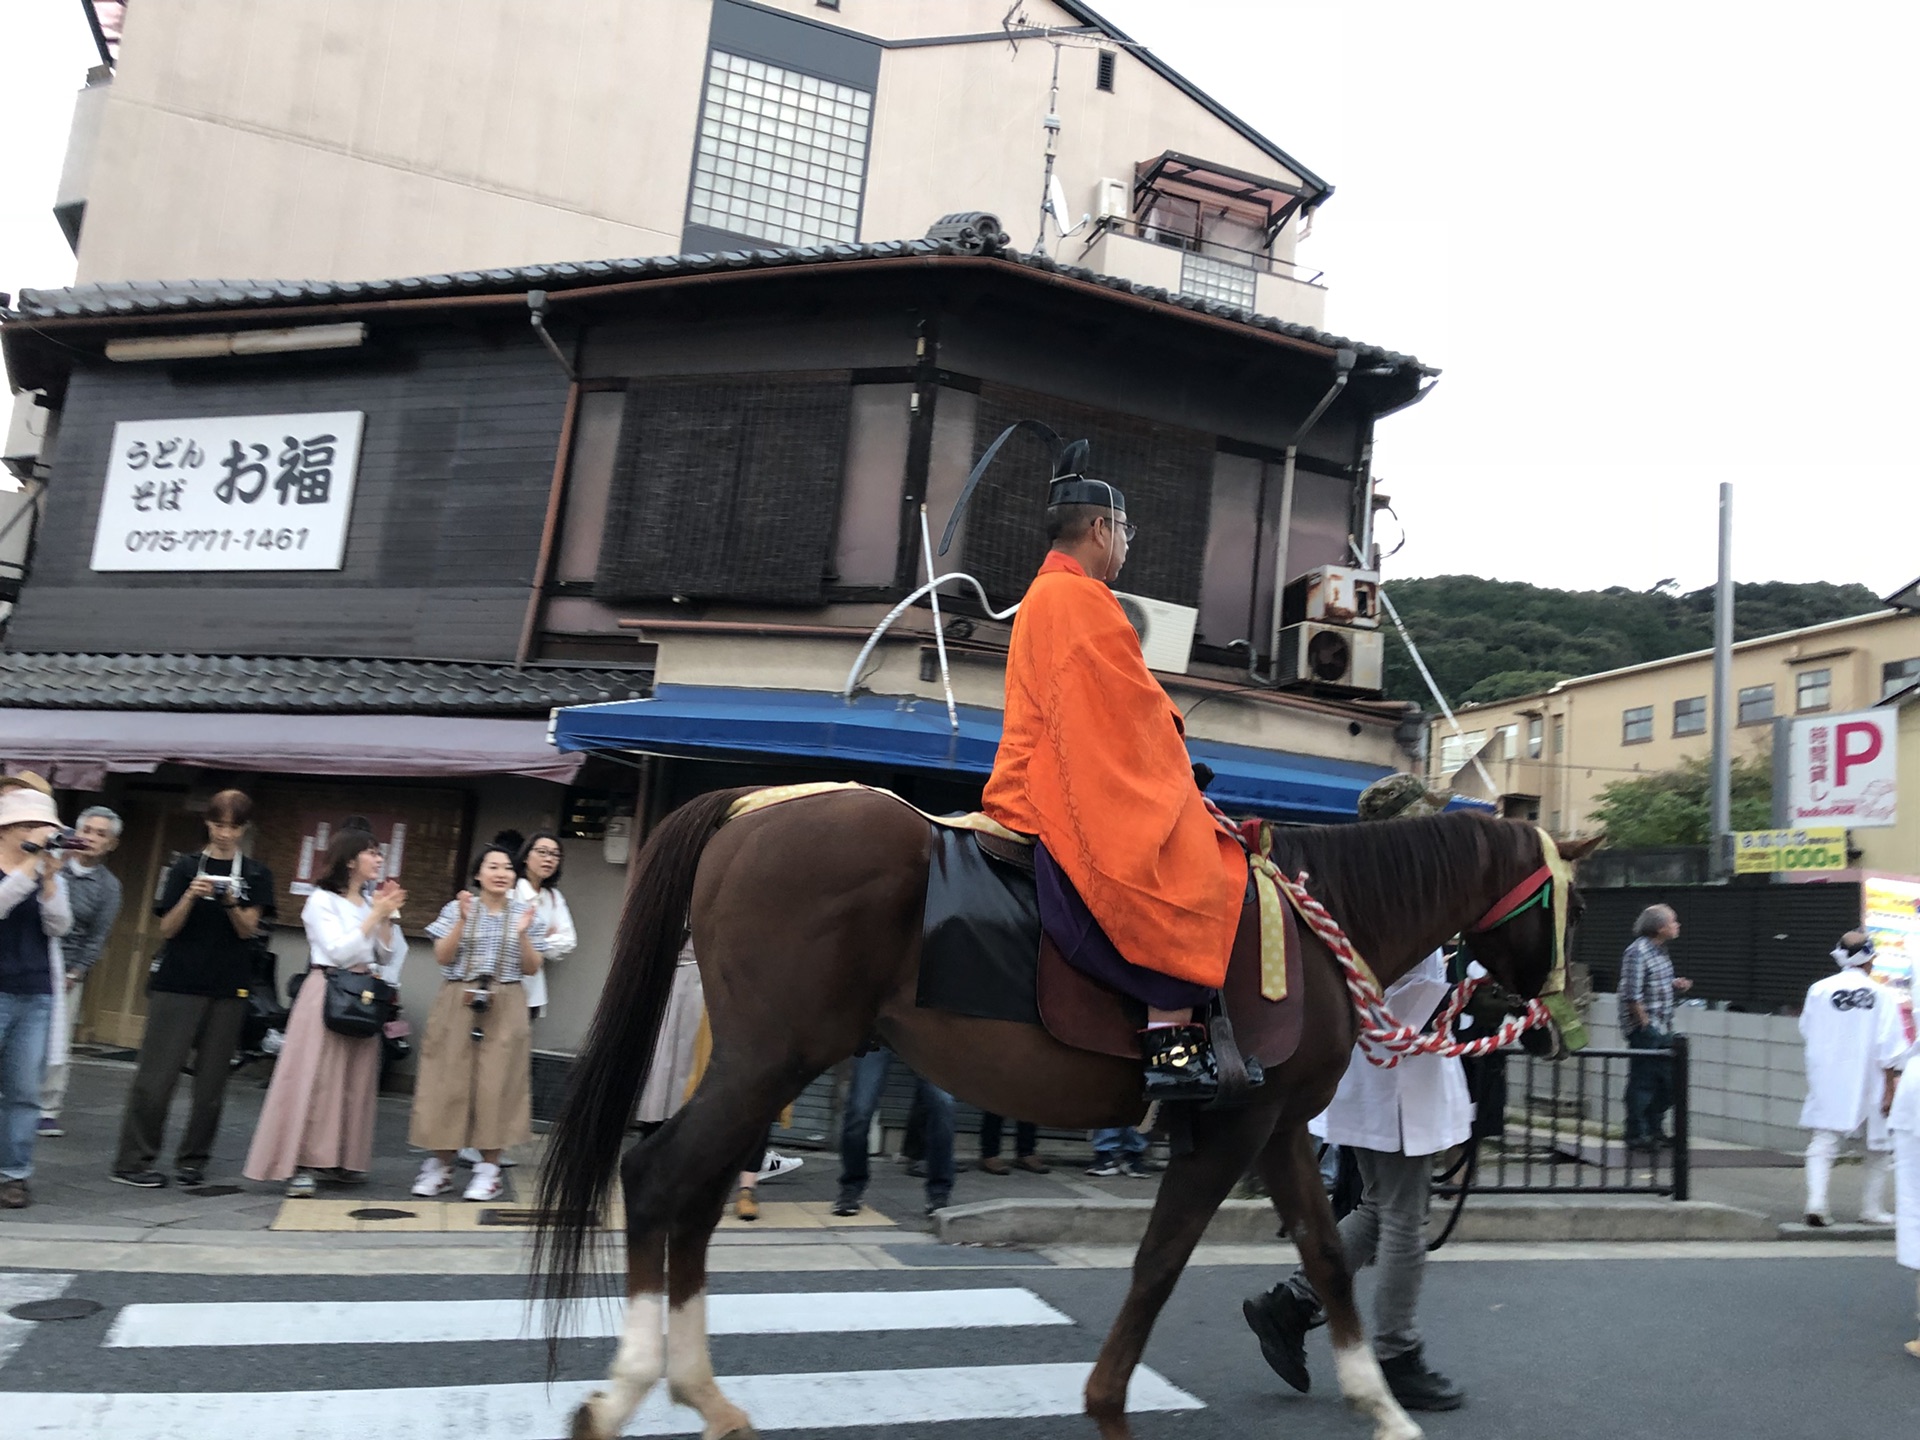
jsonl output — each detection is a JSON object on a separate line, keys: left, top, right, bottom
{"left": 1095, "top": 177, "right": 1130, "bottom": 223}
{"left": 1282, "top": 565, "right": 1381, "bottom": 630}
{"left": 1276, "top": 622, "right": 1384, "bottom": 692}
{"left": 1113, "top": 592, "right": 1198, "bottom": 673}
{"left": 4, "top": 391, "right": 50, "bottom": 479}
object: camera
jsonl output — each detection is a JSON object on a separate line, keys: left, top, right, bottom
{"left": 23, "top": 830, "right": 89, "bottom": 855}
{"left": 465, "top": 976, "right": 493, "bottom": 1042}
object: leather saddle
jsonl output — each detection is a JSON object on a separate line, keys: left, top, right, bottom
{"left": 917, "top": 826, "right": 1305, "bottom": 1071}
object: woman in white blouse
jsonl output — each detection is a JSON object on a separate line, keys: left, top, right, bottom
{"left": 513, "top": 831, "right": 576, "bottom": 1019}
{"left": 243, "top": 830, "right": 405, "bottom": 1198}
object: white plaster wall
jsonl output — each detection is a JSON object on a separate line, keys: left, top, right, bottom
{"left": 1584, "top": 1006, "right": 1809, "bottom": 1153}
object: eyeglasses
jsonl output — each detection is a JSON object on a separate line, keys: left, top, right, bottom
{"left": 529, "top": 846, "right": 562, "bottom": 858}
{"left": 1102, "top": 517, "right": 1137, "bottom": 543}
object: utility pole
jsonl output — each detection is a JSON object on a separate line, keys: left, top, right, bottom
{"left": 1034, "top": 41, "right": 1063, "bottom": 255}
{"left": 1709, "top": 483, "right": 1734, "bottom": 880}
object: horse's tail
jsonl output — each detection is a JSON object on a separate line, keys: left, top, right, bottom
{"left": 529, "top": 785, "right": 755, "bottom": 1352}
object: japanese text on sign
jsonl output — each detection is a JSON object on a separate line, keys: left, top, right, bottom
{"left": 1787, "top": 710, "right": 1897, "bottom": 830}
{"left": 90, "top": 412, "right": 365, "bottom": 572}
{"left": 1731, "top": 827, "right": 1848, "bottom": 874}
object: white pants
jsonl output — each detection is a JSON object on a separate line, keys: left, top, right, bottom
{"left": 38, "top": 978, "right": 82, "bottom": 1118}
{"left": 1806, "top": 1127, "right": 1892, "bottom": 1221}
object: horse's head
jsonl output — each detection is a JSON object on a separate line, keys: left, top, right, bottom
{"left": 1459, "top": 827, "right": 1602, "bottom": 1005}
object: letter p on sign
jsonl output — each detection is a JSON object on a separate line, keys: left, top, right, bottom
{"left": 1835, "top": 721, "right": 1883, "bottom": 786}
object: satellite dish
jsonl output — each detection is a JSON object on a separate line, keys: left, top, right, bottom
{"left": 1047, "top": 174, "right": 1072, "bottom": 233}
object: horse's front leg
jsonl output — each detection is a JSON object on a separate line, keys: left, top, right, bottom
{"left": 1262, "top": 1124, "right": 1421, "bottom": 1440}
{"left": 1083, "top": 1101, "right": 1279, "bottom": 1439}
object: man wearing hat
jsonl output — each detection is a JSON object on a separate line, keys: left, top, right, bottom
{"left": 973, "top": 431, "right": 1247, "bottom": 1100}
{"left": 1800, "top": 931, "right": 1896, "bottom": 1226}
{"left": 1240, "top": 773, "right": 1470, "bottom": 1411}
{"left": 0, "top": 776, "right": 75, "bottom": 1209}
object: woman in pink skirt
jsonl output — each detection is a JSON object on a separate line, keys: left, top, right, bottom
{"left": 244, "top": 830, "right": 406, "bottom": 1197}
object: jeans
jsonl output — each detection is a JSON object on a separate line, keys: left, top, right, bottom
{"left": 839, "top": 1048, "right": 954, "bottom": 1200}
{"left": 0, "top": 992, "right": 54, "bottom": 1181}
{"left": 1092, "top": 1126, "right": 1148, "bottom": 1159}
{"left": 1286, "top": 1146, "right": 1434, "bottom": 1360}
{"left": 980, "top": 1112, "right": 1037, "bottom": 1160}
{"left": 1624, "top": 1025, "right": 1673, "bottom": 1146}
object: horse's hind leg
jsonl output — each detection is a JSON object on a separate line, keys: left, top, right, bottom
{"left": 1261, "top": 1124, "right": 1421, "bottom": 1440}
{"left": 573, "top": 1087, "right": 773, "bottom": 1440}
{"left": 1083, "top": 1103, "right": 1279, "bottom": 1439}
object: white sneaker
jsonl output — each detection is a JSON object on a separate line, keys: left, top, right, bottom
{"left": 756, "top": 1151, "right": 805, "bottom": 1183}
{"left": 463, "top": 1162, "right": 504, "bottom": 1202}
{"left": 283, "top": 1171, "right": 317, "bottom": 1199}
{"left": 457, "top": 1146, "right": 515, "bottom": 1168}
{"left": 411, "top": 1158, "right": 454, "bottom": 1197}
{"left": 1863, "top": 1210, "right": 1897, "bottom": 1226}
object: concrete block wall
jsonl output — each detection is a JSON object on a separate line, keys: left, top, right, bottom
{"left": 1584, "top": 1005, "right": 1808, "bottom": 1152}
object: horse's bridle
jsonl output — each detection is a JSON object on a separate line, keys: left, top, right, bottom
{"left": 1467, "top": 864, "right": 1554, "bottom": 934}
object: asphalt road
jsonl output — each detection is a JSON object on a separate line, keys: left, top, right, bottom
{"left": 2, "top": 1253, "right": 1915, "bottom": 1438}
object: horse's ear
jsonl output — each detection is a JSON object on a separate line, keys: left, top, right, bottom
{"left": 1557, "top": 834, "right": 1605, "bottom": 862}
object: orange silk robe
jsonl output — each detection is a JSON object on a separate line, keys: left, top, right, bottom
{"left": 983, "top": 551, "right": 1244, "bottom": 988}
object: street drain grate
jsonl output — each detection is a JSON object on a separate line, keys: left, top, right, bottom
{"left": 10, "top": 1299, "right": 104, "bottom": 1322}
{"left": 347, "top": 1207, "right": 418, "bottom": 1221}
{"left": 184, "top": 1185, "right": 242, "bottom": 1198}
{"left": 477, "top": 1208, "right": 549, "bottom": 1227}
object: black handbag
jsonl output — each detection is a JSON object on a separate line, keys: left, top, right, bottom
{"left": 321, "top": 966, "right": 396, "bottom": 1039}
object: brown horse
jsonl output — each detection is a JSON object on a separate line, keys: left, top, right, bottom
{"left": 533, "top": 787, "right": 1596, "bottom": 1440}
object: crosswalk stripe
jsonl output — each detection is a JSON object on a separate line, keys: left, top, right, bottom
{"left": 0, "top": 1273, "right": 74, "bottom": 1366}
{"left": 6, "top": 1363, "right": 1205, "bottom": 1436}
{"left": 104, "top": 1287, "right": 1072, "bottom": 1347}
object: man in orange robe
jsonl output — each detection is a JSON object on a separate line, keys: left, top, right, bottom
{"left": 980, "top": 438, "right": 1248, "bottom": 1100}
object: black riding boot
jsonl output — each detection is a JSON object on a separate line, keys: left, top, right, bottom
{"left": 1140, "top": 1023, "right": 1220, "bottom": 1102}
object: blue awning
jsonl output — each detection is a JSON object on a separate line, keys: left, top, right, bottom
{"left": 551, "top": 684, "right": 1470, "bottom": 823}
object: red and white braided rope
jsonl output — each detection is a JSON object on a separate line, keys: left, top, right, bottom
{"left": 1272, "top": 867, "right": 1550, "bottom": 1070}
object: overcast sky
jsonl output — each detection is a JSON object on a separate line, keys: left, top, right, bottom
{"left": 3, "top": 2, "right": 1914, "bottom": 596}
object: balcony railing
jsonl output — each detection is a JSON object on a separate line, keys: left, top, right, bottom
{"left": 1078, "top": 216, "right": 1326, "bottom": 288}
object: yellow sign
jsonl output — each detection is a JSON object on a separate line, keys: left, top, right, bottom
{"left": 1732, "top": 827, "right": 1848, "bottom": 874}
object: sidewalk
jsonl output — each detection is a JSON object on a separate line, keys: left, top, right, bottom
{"left": 2, "top": 1055, "right": 1875, "bottom": 1256}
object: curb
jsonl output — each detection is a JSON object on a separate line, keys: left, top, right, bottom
{"left": 931, "top": 1196, "right": 1779, "bottom": 1246}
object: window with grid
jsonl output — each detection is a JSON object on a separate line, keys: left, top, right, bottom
{"left": 1179, "top": 251, "right": 1257, "bottom": 308}
{"left": 688, "top": 51, "right": 872, "bottom": 248}
{"left": 1621, "top": 706, "right": 1653, "bottom": 744}
{"left": 1885, "top": 657, "right": 1920, "bottom": 699}
{"left": 1796, "top": 668, "right": 1831, "bottom": 712}
{"left": 1438, "top": 730, "right": 1485, "bottom": 776}
{"left": 1526, "top": 715, "right": 1543, "bottom": 757}
{"left": 1673, "top": 695, "right": 1706, "bottom": 736}
{"left": 1738, "top": 684, "right": 1774, "bottom": 724}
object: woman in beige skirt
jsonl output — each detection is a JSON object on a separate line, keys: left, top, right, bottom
{"left": 244, "top": 830, "right": 406, "bottom": 1197}
{"left": 409, "top": 844, "right": 548, "bottom": 1202}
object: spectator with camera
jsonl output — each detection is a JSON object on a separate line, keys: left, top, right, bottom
{"left": 409, "top": 842, "right": 549, "bottom": 1202}
{"left": 38, "top": 805, "right": 123, "bottom": 1139}
{"left": 0, "top": 777, "right": 75, "bottom": 1209}
{"left": 244, "top": 829, "right": 406, "bottom": 1198}
{"left": 110, "top": 788, "right": 275, "bottom": 1190}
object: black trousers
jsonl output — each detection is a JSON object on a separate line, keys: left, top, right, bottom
{"left": 979, "top": 1112, "right": 1037, "bottom": 1159}
{"left": 113, "top": 991, "right": 247, "bottom": 1173}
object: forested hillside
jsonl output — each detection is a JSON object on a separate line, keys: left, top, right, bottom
{"left": 1379, "top": 576, "right": 1883, "bottom": 707}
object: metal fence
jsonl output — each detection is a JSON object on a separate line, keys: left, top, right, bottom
{"left": 1440, "top": 1039, "right": 1691, "bottom": 1203}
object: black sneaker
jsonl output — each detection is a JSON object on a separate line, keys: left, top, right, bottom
{"left": 1379, "top": 1346, "right": 1465, "bottom": 1411}
{"left": 1085, "top": 1157, "right": 1123, "bottom": 1177}
{"left": 173, "top": 1167, "right": 205, "bottom": 1188}
{"left": 110, "top": 1169, "right": 168, "bottom": 1189}
{"left": 1242, "top": 1285, "right": 1322, "bottom": 1393}
{"left": 924, "top": 1190, "right": 951, "bottom": 1216}
{"left": 1140, "top": 1023, "right": 1220, "bottom": 1103}
{"left": 831, "top": 1185, "right": 864, "bottom": 1217}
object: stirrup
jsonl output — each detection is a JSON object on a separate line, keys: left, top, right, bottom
{"left": 1140, "top": 1023, "right": 1220, "bottom": 1102}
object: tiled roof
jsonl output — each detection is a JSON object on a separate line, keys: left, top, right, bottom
{"left": 6, "top": 239, "right": 1432, "bottom": 375}
{"left": 0, "top": 653, "right": 651, "bottom": 714}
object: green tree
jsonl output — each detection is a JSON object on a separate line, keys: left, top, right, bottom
{"left": 1460, "top": 669, "right": 1569, "bottom": 704}
{"left": 1588, "top": 753, "right": 1774, "bottom": 848}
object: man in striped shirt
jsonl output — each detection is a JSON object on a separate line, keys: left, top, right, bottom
{"left": 1618, "top": 904, "right": 1692, "bottom": 1150}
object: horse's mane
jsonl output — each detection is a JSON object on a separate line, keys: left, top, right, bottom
{"left": 1265, "top": 811, "right": 1538, "bottom": 970}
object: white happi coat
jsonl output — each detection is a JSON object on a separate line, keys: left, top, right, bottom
{"left": 1875, "top": 991, "right": 1920, "bottom": 1270}
{"left": 1799, "top": 963, "right": 1892, "bottom": 1145}
{"left": 1311, "top": 951, "right": 1473, "bottom": 1158}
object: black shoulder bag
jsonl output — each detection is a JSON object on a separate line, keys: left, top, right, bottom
{"left": 322, "top": 967, "right": 396, "bottom": 1039}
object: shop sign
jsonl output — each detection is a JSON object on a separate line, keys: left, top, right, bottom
{"left": 1786, "top": 709, "right": 1897, "bottom": 829}
{"left": 89, "top": 411, "right": 365, "bottom": 572}
{"left": 1732, "top": 827, "right": 1848, "bottom": 875}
